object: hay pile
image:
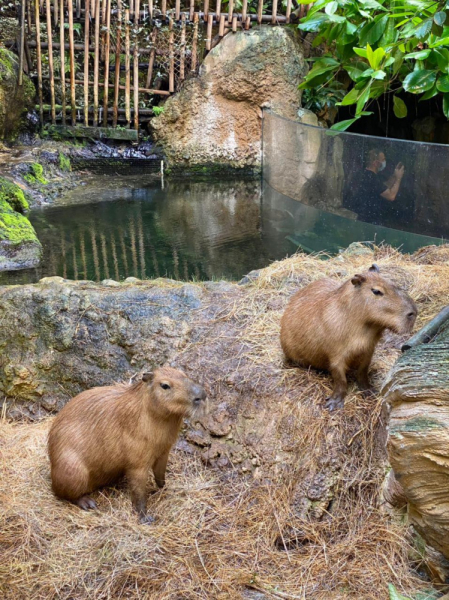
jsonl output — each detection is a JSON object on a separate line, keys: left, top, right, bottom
{"left": 2, "top": 244, "right": 449, "bottom": 600}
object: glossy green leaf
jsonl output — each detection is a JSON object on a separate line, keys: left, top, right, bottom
{"left": 393, "top": 96, "right": 407, "bottom": 118}
{"left": 403, "top": 69, "right": 437, "bottom": 93}
{"left": 325, "top": 1, "right": 338, "bottom": 16}
{"left": 359, "top": 15, "right": 389, "bottom": 45}
{"left": 404, "top": 49, "right": 431, "bottom": 60}
{"left": 298, "top": 14, "right": 329, "bottom": 32}
{"left": 353, "top": 47, "right": 368, "bottom": 58}
{"left": 330, "top": 117, "right": 360, "bottom": 131}
{"left": 419, "top": 85, "right": 438, "bottom": 100}
{"left": 437, "top": 74, "right": 449, "bottom": 92}
{"left": 372, "top": 70, "right": 387, "bottom": 79}
{"left": 414, "top": 18, "right": 433, "bottom": 40}
{"left": 337, "top": 87, "right": 360, "bottom": 106}
{"left": 356, "top": 85, "right": 371, "bottom": 114}
{"left": 442, "top": 93, "right": 449, "bottom": 118}
{"left": 435, "top": 11, "right": 447, "bottom": 26}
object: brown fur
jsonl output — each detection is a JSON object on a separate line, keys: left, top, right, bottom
{"left": 280, "top": 265, "right": 417, "bottom": 410}
{"left": 48, "top": 367, "right": 206, "bottom": 523}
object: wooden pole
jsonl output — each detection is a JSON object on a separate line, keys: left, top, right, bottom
{"left": 103, "top": 0, "right": 111, "bottom": 126}
{"left": 113, "top": 0, "right": 122, "bottom": 127}
{"left": 145, "top": 26, "right": 157, "bottom": 89}
{"left": 257, "top": 0, "right": 263, "bottom": 24}
{"left": 227, "top": 0, "right": 233, "bottom": 24}
{"left": 245, "top": 15, "right": 250, "bottom": 29}
{"left": 26, "top": 0, "right": 32, "bottom": 31}
{"left": 54, "top": 0, "right": 59, "bottom": 26}
{"left": 59, "top": 0, "right": 66, "bottom": 124}
{"left": 45, "top": 0, "right": 56, "bottom": 123}
{"left": 232, "top": 14, "right": 237, "bottom": 31}
{"left": 83, "top": 0, "right": 90, "bottom": 126}
{"left": 168, "top": 16, "right": 174, "bottom": 93}
{"left": 204, "top": 0, "right": 209, "bottom": 20}
{"left": 76, "top": 0, "right": 80, "bottom": 18}
{"left": 218, "top": 13, "right": 225, "bottom": 36}
{"left": 148, "top": 0, "right": 153, "bottom": 21}
{"left": 35, "top": 0, "right": 44, "bottom": 125}
{"left": 125, "top": 8, "right": 131, "bottom": 127}
{"left": 191, "top": 11, "right": 198, "bottom": 72}
{"left": 161, "top": 0, "right": 166, "bottom": 19}
{"left": 67, "top": 0, "right": 76, "bottom": 125}
{"left": 286, "top": 0, "right": 292, "bottom": 23}
{"left": 133, "top": 0, "right": 140, "bottom": 130}
{"left": 179, "top": 13, "right": 186, "bottom": 82}
{"left": 93, "top": 0, "right": 101, "bottom": 126}
{"left": 271, "top": 0, "right": 278, "bottom": 24}
{"left": 18, "top": 0, "right": 26, "bottom": 85}
{"left": 175, "top": 0, "right": 180, "bottom": 20}
{"left": 215, "top": 0, "right": 221, "bottom": 20}
{"left": 241, "top": 0, "right": 247, "bottom": 23}
{"left": 206, "top": 13, "right": 213, "bottom": 51}
{"left": 189, "top": 0, "right": 194, "bottom": 21}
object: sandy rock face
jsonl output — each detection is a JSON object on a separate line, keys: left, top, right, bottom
{"left": 383, "top": 323, "right": 449, "bottom": 560}
{"left": 150, "top": 27, "right": 306, "bottom": 169}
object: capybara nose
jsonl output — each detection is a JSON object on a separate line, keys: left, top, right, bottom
{"left": 192, "top": 385, "right": 206, "bottom": 404}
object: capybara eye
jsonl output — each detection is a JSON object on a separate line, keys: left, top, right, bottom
{"left": 371, "top": 288, "right": 383, "bottom": 296}
{"left": 160, "top": 383, "right": 171, "bottom": 390}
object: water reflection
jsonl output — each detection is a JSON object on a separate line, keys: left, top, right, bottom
{"left": 0, "top": 175, "right": 445, "bottom": 286}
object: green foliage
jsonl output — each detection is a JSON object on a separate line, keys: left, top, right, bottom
{"left": 298, "top": 0, "right": 449, "bottom": 130}
{"left": 0, "top": 177, "right": 29, "bottom": 214}
{"left": 302, "top": 80, "right": 346, "bottom": 112}
{"left": 152, "top": 106, "right": 165, "bottom": 116}
{"left": 58, "top": 152, "right": 72, "bottom": 172}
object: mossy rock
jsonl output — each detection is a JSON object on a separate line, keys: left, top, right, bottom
{"left": 0, "top": 177, "right": 29, "bottom": 213}
{"left": 0, "top": 179, "right": 41, "bottom": 271}
{"left": 0, "top": 48, "right": 36, "bottom": 141}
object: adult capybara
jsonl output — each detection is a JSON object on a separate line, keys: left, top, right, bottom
{"left": 48, "top": 367, "right": 206, "bottom": 523}
{"left": 280, "top": 264, "right": 417, "bottom": 411}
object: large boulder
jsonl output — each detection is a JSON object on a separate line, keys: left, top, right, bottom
{"left": 150, "top": 27, "right": 306, "bottom": 170}
{"left": 0, "top": 48, "right": 35, "bottom": 141}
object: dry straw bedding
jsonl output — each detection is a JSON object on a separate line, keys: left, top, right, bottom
{"left": 2, "top": 244, "right": 449, "bottom": 600}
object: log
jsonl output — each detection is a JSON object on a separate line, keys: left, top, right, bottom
{"left": 46, "top": 124, "right": 139, "bottom": 140}
{"left": 402, "top": 306, "right": 449, "bottom": 351}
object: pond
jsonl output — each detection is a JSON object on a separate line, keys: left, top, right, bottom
{"left": 0, "top": 170, "right": 445, "bottom": 285}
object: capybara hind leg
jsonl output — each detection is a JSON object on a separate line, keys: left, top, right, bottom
{"left": 153, "top": 451, "right": 169, "bottom": 489}
{"left": 127, "top": 467, "right": 153, "bottom": 524}
{"left": 325, "top": 365, "right": 348, "bottom": 411}
{"left": 77, "top": 496, "right": 98, "bottom": 510}
{"left": 51, "top": 455, "right": 90, "bottom": 503}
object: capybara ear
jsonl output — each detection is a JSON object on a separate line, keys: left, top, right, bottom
{"left": 351, "top": 274, "right": 366, "bottom": 286}
{"left": 369, "top": 264, "right": 380, "bottom": 273}
{"left": 142, "top": 372, "right": 153, "bottom": 382}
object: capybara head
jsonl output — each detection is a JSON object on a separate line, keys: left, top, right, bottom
{"left": 142, "top": 366, "right": 206, "bottom": 417}
{"left": 349, "top": 264, "right": 417, "bottom": 334}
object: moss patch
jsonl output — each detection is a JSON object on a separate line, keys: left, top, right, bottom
{"left": 24, "top": 163, "right": 48, "bottom": 185}
{"left": 0, "top": 177, "right": 29, "bottom": 213}
{"left": 58, "top": 152, "right": 71, "bottom": 172}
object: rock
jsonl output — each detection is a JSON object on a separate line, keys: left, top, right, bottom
{"left": 0, "top": 48, "right": 35, "bottom": 141}
{"left": 0, "top": 177, "right": 42, "bottom": 271}
{"left": 383, "top": 321, "right": 449, "bottom": 559}
{"left": 150, "top": 28, "right": 306, "bottom": 169}
{"left": 0, "top": 279, "right": 204, "bottom": 417}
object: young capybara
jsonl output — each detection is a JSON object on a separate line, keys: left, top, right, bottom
{"left": 280, "top": 264, "right": 417, "bottom": 411}
{"left": 48, "top": 367, "right": 206, "bottom": 523}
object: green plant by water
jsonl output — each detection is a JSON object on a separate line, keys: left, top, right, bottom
{"left": 298, "top": 0, "right": 449, "bottom": 130}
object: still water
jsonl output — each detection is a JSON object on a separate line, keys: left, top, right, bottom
{"left": 0, "top": 173, "right": 445, "bottom": 285}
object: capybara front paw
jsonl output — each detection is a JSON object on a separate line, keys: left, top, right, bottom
{"left": 139, "top": 514, "right": 156, "bottom": 525}
{"left": 325, "top": 397, "right": 344, "bottom": 411}
{"left": 77, "top": 496, "right": 98, "bottom": 510}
